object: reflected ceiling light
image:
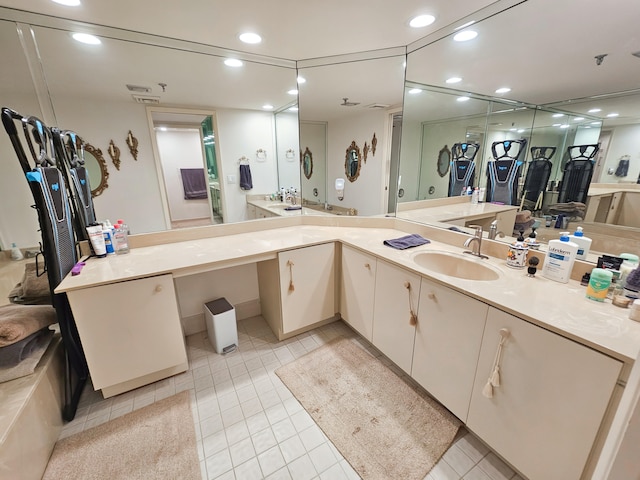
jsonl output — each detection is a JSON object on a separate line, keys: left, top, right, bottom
{"left": 262, "top": 104, "right": 274, "bottom": 110}
{"left": 287, "top": 89, "right": 298, "bottom": 95}
{"left": 408, "top": 88, "right": 422, "bottom": 94}
{"left": 446, "top": 77, "right": 462, "bottom": 84}
{"left": 159, "top": 126, "right": 167, "bottom": 132}
{"left": 454, "top": 20, "right": 476, "bottom": 31}
{"left": 72, "top": 33, "right": 101, "bottom": 45}
{"left": 239, "top": 32, "right": 262, "bottom": 44}
{"left": 591, "top": 121, "right": 601, "bottom": 125}
{"left": 584, "top": 126, "right": 591, "bottom": 129}
{"left": 606, "top": 112, "right": 619, "bottom": 117}
{"left": 560, "top": 124, "right": 570, "bottom": 129}
{"left": 495, "top": 87, "right": 511, "bottom": 94}
{"left": 409, "top": 14, "right": 436, "bottom": 28}
{"left": 288, "top": 106, "right": 299, "bottom": 112}
{"left": 453, "top": 30, "right": 477, "bottom": 42}
{"left": 552, "top": 123, "right": 562, "bottom": 127}
{"left": 224, "top": 58, "right": 243, "bottom": 67}
{"left": 517, "top": 129, "right": 525, "bottom": 133}
{"left": 297, "top": 76, "right": 306, "bottom": 84}
{"left": 552, "top": 113, "right": 564, "bottom": 118}
{"left": 588, "top": 108, "right": 601, "bottom": 113}
{"left": 52, "top": 0, "right": 81, "bottom": 5}
{"left": 573, "top": 117, "right": 585, "bottom": 121}
{"left": 456, "top": 96, "right": 470, "bottom": 102}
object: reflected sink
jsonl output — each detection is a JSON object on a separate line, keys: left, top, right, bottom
{"left": 412, "top": 251, "right": 501, "bottom": 281}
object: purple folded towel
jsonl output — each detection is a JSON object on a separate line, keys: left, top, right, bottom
{"left": 383, "top": 234, "right": 430, "bottom": 250}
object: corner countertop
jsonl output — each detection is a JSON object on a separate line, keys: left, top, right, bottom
{"left": 247, "top": 199, "right": 333, "bottom": 217}
{"left": 55, "top": 218, "right": 640, "bottom": 364}
{"left": 396, "top": 201, "right": 518, "bottom": 224}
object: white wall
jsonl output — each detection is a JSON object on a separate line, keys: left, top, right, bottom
{"left": 598, "top": 124, "right": 640, "bottom": 183}
{"left": 215, "top": 109, "right": 278, "bottom": 223}
{"left": 419, "top": 122, "right": 467, "bottom": 199}
{"left": 155, "top": 129, "right": 210, "bottom": 222}
{"left": 397, "top": 116, "right": 422, "bottom": 202}
{"left": 275, "top": 111, "right": 300, "bottom": 192}
{"left": 327, "top": 110, "right": 388, "bottom": 216}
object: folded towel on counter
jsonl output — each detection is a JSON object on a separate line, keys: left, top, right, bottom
{"left": 0, "top": 304, "right": 57, "bottom": 347}
{"left": 0, "top": 329, "right": 54, "bottom": 383}
{"left": 179, "top": 168, "right": 208, "bottom": 199}
{"left": 239, "top": 164, "right": 253, "bottom": 190}
{"left": 8, "top": 262, "right": 51, "bottom": 305}
{"left": 0, "top": 327, "right": 52, "bottom": 367}
{"left": 383, "top": 234, "right": 431, "bottom": 250}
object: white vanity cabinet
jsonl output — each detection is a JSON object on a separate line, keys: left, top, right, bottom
{"left": 259, "top": 243, "right": 336, "bottom": 340}
{"left": 467, "top": 307, "right": 623, "bottom": 480}
{"left": 371, "top": 260, "right": 420, "bottom": 373}
{"left": 340, "top": 245, "right": 376, "bottom": 341}
{"left": 66, "top": 274, "right": 188, "bottom": 398}
{"left": 411, "top": 278, "right": 488, "bottom": 421}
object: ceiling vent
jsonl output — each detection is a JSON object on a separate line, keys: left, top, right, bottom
{"left": 366, "top": 103, "right": 390, "bottom": 109}
{"left": 126, "top": 84, "right": 152, "bottom": 93}
{"left": 340, "top": 97, "right": 359, "bottom": 107}
{"left": 132, "top": 94, "right": 160, "bottom": 104}
{"left": 632, "top": 51, "right": 640, "bottom": 59}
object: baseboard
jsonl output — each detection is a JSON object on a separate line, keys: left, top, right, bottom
{"left": 181, "top": 298, "right": 261, "bottom": 336}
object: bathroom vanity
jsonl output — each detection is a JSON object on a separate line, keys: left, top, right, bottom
{"left": 55, "top": 216, "right": 640, "bottom": 480}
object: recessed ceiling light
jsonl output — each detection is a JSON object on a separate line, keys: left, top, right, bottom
{"left": 408, "top": 88, "right": 422, "bottom": 94}
{"left": 588, "top": 108, "right": 601, "bottom": 113}
{"left": 262, "top": 104, "right": 274, "bottom": 110}
{"left": 239, "top": 32, "right": 262, "bottom": 44}
{"left": 606, "top": 112, "right": 619, "bottom": 117}
{"left": 573, "top": 117, "right": 585, "bottom": 121}
{"left": 224, "top": 58, "right": 243, "bottom": 67}
{"left": 159, "top": 126, "right": 168, "bottom": 132}
{"left": 287, "top": 89, "right": 298, "bottom": 95}
{"left": 560, "top": 124, "right": 570, "bottom": 129}
{"left": 552, "top": 113, "right": 564, "bottom": 118}
{"left": 288, "top": 106, "right": 299, "bottom": 112}
{"left": 453, "top": 30, "right": 478, "bottom": 42}
{"left": 72, "top": 33, "right": 101, "bottom": 45}
{"left": 296, "top": 76, "right": 306, "bottom": 84}
{"left": 446, "top": 77, "right": 462, "bottom": 84}
{"left": 495, "top": 87, "right": 511, "bottom": 94}
{"left": 457, "top": 96, "right": 470, "bottom": 102}
{"left": 509, "top": 128, "right": 517, "bottom": 131}
{"left": 52, "top": 0, "right": 81, "bottom": 5}
{"left": 409, "top": 14, "right": 436, "bottom": 28}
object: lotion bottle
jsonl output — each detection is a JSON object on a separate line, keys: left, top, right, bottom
{"left": 541, "top": 232, "right": 578, "bottom": 283}
{"left": 569, "top": 226, "right": 592, "bottom": 260}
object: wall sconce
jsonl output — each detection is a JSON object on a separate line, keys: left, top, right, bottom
{"left": 335, "top": 178, "right": 345, "bottom": 201}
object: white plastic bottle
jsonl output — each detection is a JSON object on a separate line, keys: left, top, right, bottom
{"left": 10, "top": 243, "right": 23, "bottom": 261}
{"left": 542, "top": 232, "right": 579, "bottom": 283}
{"left": 569, "top": 226, "right": 592, "bottom": 260}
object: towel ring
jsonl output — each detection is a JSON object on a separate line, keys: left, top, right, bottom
{"left": 256, "top": 149, "right": 267, "bottom": 161}
{"left": 285, "top": 149, "right": 295, "bottom": 160}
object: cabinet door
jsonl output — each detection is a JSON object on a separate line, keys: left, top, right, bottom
{"left": 67, "top": 274, "right": 187, "bottom": 391}
{"left": 279, "top": 243, "right": 335, "bottom": 334}
{"left": 467, "top": 307, "right": 622, "bottom": 480}
{"left": 340, "top": 245, "right": 376, "bottom": 341}
{"left": 372, "top": 260, "right": 420, "bottom": 373}
{"left": 412, "top": 278, "right": 488, "bottom": 421}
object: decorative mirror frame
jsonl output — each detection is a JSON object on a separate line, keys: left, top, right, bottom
{"left": 345, "top": 140, "right": 362, "bottom": 182}
{"left": 301, "top": 147, "right": 313, "bottom": 179}
{"left": 437, "top": 144, "right": 451, "bottom": 178}
{"left": 84, "top": 143, "right": 109, "bottom": 196}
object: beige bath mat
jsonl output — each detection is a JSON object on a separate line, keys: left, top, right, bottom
{"left": 276, "top": 336, "right": 460, "bottom": 479}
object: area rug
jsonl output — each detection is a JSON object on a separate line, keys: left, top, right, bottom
{"left": 276, "top": 337, "right": 460, "bottom": 480}
{"left": 42, "top": 390, "right": 200, "bottom": 480}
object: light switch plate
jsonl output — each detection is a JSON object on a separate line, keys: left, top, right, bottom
{"left": 227, "top": 174, "right": 236, "bottom": 184}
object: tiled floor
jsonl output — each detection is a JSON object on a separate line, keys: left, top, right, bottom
{"left": 57, "top": 317, "right": 526, "bottom": 480}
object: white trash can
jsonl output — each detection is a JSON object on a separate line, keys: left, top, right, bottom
{"left": 203, "top": 298, "right": 237, "bottom": 354}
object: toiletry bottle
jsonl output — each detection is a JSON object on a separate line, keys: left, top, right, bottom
{"left": 569, "top": 226, "right": 592, "bottom": 260}
{"left": 619, "top": 253, "right": 639, "bottom": 285}
{"left": 114, "top": 221, "right": 130, "bottom": 254}
{"left": 541, "top": 231, "right": 578, "bottom": 283}
{"left": 102, "top": 223, "right": 115, "bottom": 254}
{"left": 524, "top": 227, "right": 539, "bottom": 250}
{"left": 478, "top": 187, "right": 485, "bottom": 203}
{"left": 506, "top": 231, "right": 528, "bottom": 268}
{"left": 471, "top": 187, "right": 479, "bottom": 204}
{"left": 10, "top": 243, "right": 23, "bottom": 261}
{"left": 586, "top": 268, "right": 613, "bottom": 302}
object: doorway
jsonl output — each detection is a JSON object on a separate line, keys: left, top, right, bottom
{"left": 146, "top": 107, "right": 223, "bottom": 229}
{"left": 387, "top": 112, "right": 403, "bottom": 214}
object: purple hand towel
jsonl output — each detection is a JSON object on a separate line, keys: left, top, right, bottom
{"left": 240, "top": 164, "right": 253, "bottom": 190}
{"left": 383, "top": 234, "right": 430, "bottom": 250}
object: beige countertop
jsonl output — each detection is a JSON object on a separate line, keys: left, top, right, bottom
{"left": 247, "top": 199, "right": 334, "bottom": 217}
{"left": 396, "top": 201, "right": 518, "bottom": 224}
{"left": 55, "top": 218, "right": 640, "bottom": 364}
{"left": 588, "top": 184, "right": 640, "bottom": 197}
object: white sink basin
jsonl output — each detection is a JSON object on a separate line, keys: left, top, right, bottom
{"left": 412, "top": 251, "right": 501, "bottom": 281}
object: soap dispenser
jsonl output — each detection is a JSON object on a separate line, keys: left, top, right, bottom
{"left": 569, "top": 226, "right": 592, "bottom": 260}
{"left": 507, "top": 230, "right": 528, "bottom": 268}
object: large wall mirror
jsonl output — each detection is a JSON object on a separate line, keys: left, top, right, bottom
{"left": 83, "top": 143, "right": 109, "bottom": 197}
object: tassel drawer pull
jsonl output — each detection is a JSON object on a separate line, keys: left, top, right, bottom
{"left": 364, "top": 263, "right": 371, "bottom": 270}
{"left": 482, "top": 328, "right": 510, "bottom": 399}
{"left": 286, "top": 260, "right": 295, "bottom": 292}
{"left": 404, "top": 281, "right": 418, "bottom": 326}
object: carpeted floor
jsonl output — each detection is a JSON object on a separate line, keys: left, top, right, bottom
{"left": 42, "top": 390, "right": 200, "bottom": 480}
{"left": 276, "top": 336, "right": 461, "bottom": 480}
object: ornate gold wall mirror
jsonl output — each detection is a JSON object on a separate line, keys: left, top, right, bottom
{"left": 83, "top": 143, "right": 109, "bottom": 196}
{"left": 345, "top": 140, "right": 361, "bottom": 182}
{"left": 437, "top": 144, "right": 451, "bottom": 178}
{"left": 301, "top": 147, "right": 313, "bottom": 179}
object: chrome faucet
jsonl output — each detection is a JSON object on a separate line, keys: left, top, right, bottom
{"left": 488, "top": 220, "right": 505, "bottom": 240}
{"left": 463, "top": 225, "right": 489, "bottom": 259}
